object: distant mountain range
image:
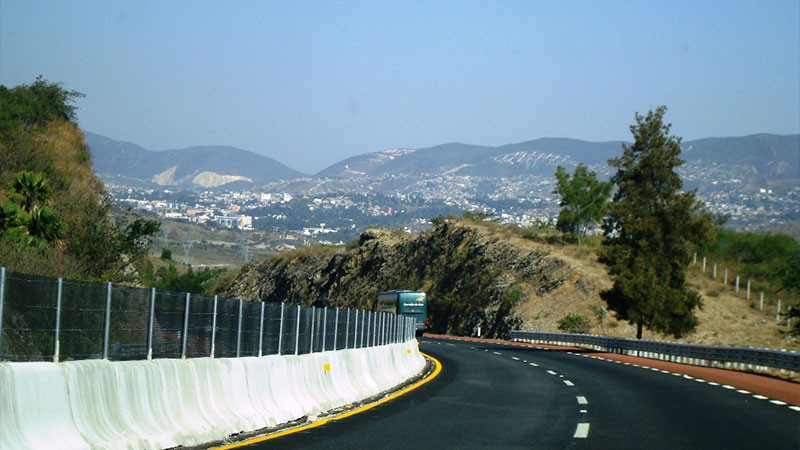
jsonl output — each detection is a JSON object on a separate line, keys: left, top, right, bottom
{"left": 85, "top": 132, "right": 306, "bottom": 189}
{"left": 86, "top": 131, "right": 798, "bottom": 190}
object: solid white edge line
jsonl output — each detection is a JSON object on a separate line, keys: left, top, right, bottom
{"left": 574, "top": 423, "right": 590, "bottom": 438}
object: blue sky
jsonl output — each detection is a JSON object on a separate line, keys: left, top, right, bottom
{"left": 2, "top": 0, "right": 798, "bottom": 173}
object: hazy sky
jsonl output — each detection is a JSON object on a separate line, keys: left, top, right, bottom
{"left": 2, "top": 1, "right": 798, "bottom": 173}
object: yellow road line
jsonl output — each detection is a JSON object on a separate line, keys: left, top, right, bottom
{"left": 214, "top": 352, "right": 442, "bottom": 449}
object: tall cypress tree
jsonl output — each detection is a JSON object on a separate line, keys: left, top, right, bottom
{"left": 599, "top": 106, "right": 714, "bottom": 339}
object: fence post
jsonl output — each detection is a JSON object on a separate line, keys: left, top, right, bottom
{"left": 237, "top": 299, "right": 243, "bottom": 357}
{"left": 373, "top": 312, "right": 377, "bottom": 346}
{"left": 277, "top": 302, "right": 284, "bottom": 355}
{"left": 713, "top": 263, "right": 717, "bottom": 279}
{"left": 309, "top": 306, "right": 315, "bottom": 354}
{"left": 353, "top": 308, "right": 359, "bottom": 348}
{"left": 148, "top": 288, "right": 156, "bottom": 360}
{"left": 345, "top": 308, "right": 350, "bottom": 349}
{"left": 702, "top": 257, "right": 706, "bottom": 272}
{"left": 776, "top": 299, "right": 781, "bottom": 322}
{"left": 381, "top": 313, "right": 386, "bottom": 345}
{"left": 258, "top": 302, "right": 265, "bottom": 357}
{"left": 0, "top": 267, "right": 5, "bottom": 358}
{"left": 294, "top": 305, "right": 300, "bottom": 355}
{"left": 322, "top": 307, "right": 327, "bottom": 351}
{"left": 53, "top": 278, "right": 63, "bottom": 363}
{"left": 746, "top": 279, "right": 751, "bottom": 300}
{"left": 366, "top": 311, "right": 371, "bottom": 347}
{"left": 210, "top": 295, "right": 218, "bottom": 358}
{"left": 181, "top": 293, "right": 191, "bottom": 359}
{"left": 759, "top": 291, "right": 764, "bottom": 310}
{"left": 735, "top": 276, "right": 740, "bottom": 293}
{"left": 333, "top": 308, "right": 339, "bottom": 350}
{"left": 103, "top": 282, "right": 112, "bottom": 360}
{"left": 723, "top": 268, "right": 728, "bottom": 285}
{"left": 362, "top": 310, "right": 367, "bottom": 347}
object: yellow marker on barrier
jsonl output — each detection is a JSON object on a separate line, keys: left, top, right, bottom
{"left": 407, "top": 349, "right": 411, "bottom": 354}
{"left": 323, "top": 364, "right": 331, "bottom": 372}
{"left": 214, "top": 352, "right": 442, "bottom": 450}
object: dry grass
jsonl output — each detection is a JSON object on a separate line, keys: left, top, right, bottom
{"left": 457, "top": 218, "right": 799, "bottom": 352}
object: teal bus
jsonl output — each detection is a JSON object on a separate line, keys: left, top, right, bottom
{"left": 376, "top": 290, "right": 429, "bottom": 334}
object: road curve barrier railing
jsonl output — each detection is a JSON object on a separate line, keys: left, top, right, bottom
{"left": 510, "top": 330, "right": 800, "bottom": 374}
{"left": 0, "top": 267, "right": 418, "bottom": 362}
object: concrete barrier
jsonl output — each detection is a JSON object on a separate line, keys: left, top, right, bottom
{"left": 0, "top": 341, "right": 425, "bottom": 449}
{"left": 0, "top": 362, "right": 89, "bottom": 449}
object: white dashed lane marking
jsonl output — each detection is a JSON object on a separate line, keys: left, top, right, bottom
{"left": 576, "top": 396, "right": 588, "bottom": 405}
{"left": 574, "top": 423, "right": 590, "bottom": 438}
{"left": 433, "top": 339, "right": 800, "bottom": 413}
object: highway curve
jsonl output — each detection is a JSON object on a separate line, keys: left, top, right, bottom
{"left": 235, "top": 337, "right": 799, "bottom": 449}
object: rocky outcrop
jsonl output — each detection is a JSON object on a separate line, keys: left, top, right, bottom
{"left": 224, "top": 218, "right": 590, "bottom": 339}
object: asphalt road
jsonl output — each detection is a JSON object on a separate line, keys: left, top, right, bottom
{"left": 241, "top": 337, "right": 800, "bottom": 449}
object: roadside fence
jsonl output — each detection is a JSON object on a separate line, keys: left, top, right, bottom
{"left": 692, "top": 253, "right": 795, "bottom": 325}
{"left": 0, "top": 267, "right": 416, "bottom": 363}
{"left": 510, "top": 330, "right": 800, "bottom": 374}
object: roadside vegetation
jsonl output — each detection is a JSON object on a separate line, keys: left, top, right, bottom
{"left": 0, "top": 77, "right": 159, "bottom": 281}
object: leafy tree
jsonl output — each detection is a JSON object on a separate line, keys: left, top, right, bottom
{"left": 599, "top": 106, "right": 714, "bottom": 340}
{"left": 553, "top": 164, "right": 612, "bottom": 245}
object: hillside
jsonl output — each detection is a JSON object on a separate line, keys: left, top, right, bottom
{"left": 222, "top": 217, "right": 798, "bottom": 350}
{"left": 315, "top": 134, "right": 799, "bottom": 183}
{"left": 0, "top": 79, "right": 159, "bottom": 280}
{"left": 85, "top": 132, "right": 306, "bottom": 189}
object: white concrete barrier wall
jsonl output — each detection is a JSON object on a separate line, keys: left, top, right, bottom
{"left": 0, "top": 342, "right": 425, "bottom": 450}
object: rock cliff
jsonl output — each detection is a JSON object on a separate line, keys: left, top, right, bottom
{"left": 224, "top": 218, "right": 601, "bottom": 339}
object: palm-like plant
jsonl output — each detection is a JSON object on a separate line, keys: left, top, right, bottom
{"left": 27, "top": 206, "right": 62, "bottom": 241}
{"left": 8, "top": 171, "right": 51, "bottom": 213}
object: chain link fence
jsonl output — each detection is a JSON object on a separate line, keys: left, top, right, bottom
{"left": 0, "top": 267, "right": 416, "bottom": 362}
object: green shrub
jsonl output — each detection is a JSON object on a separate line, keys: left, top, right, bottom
{"left": 558, "top": 313, "right": 591, "bottom": 334}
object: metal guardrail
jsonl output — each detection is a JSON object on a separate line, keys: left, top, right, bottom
{"left": 510, "top": 330, "right": 800, "bottom": 373}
